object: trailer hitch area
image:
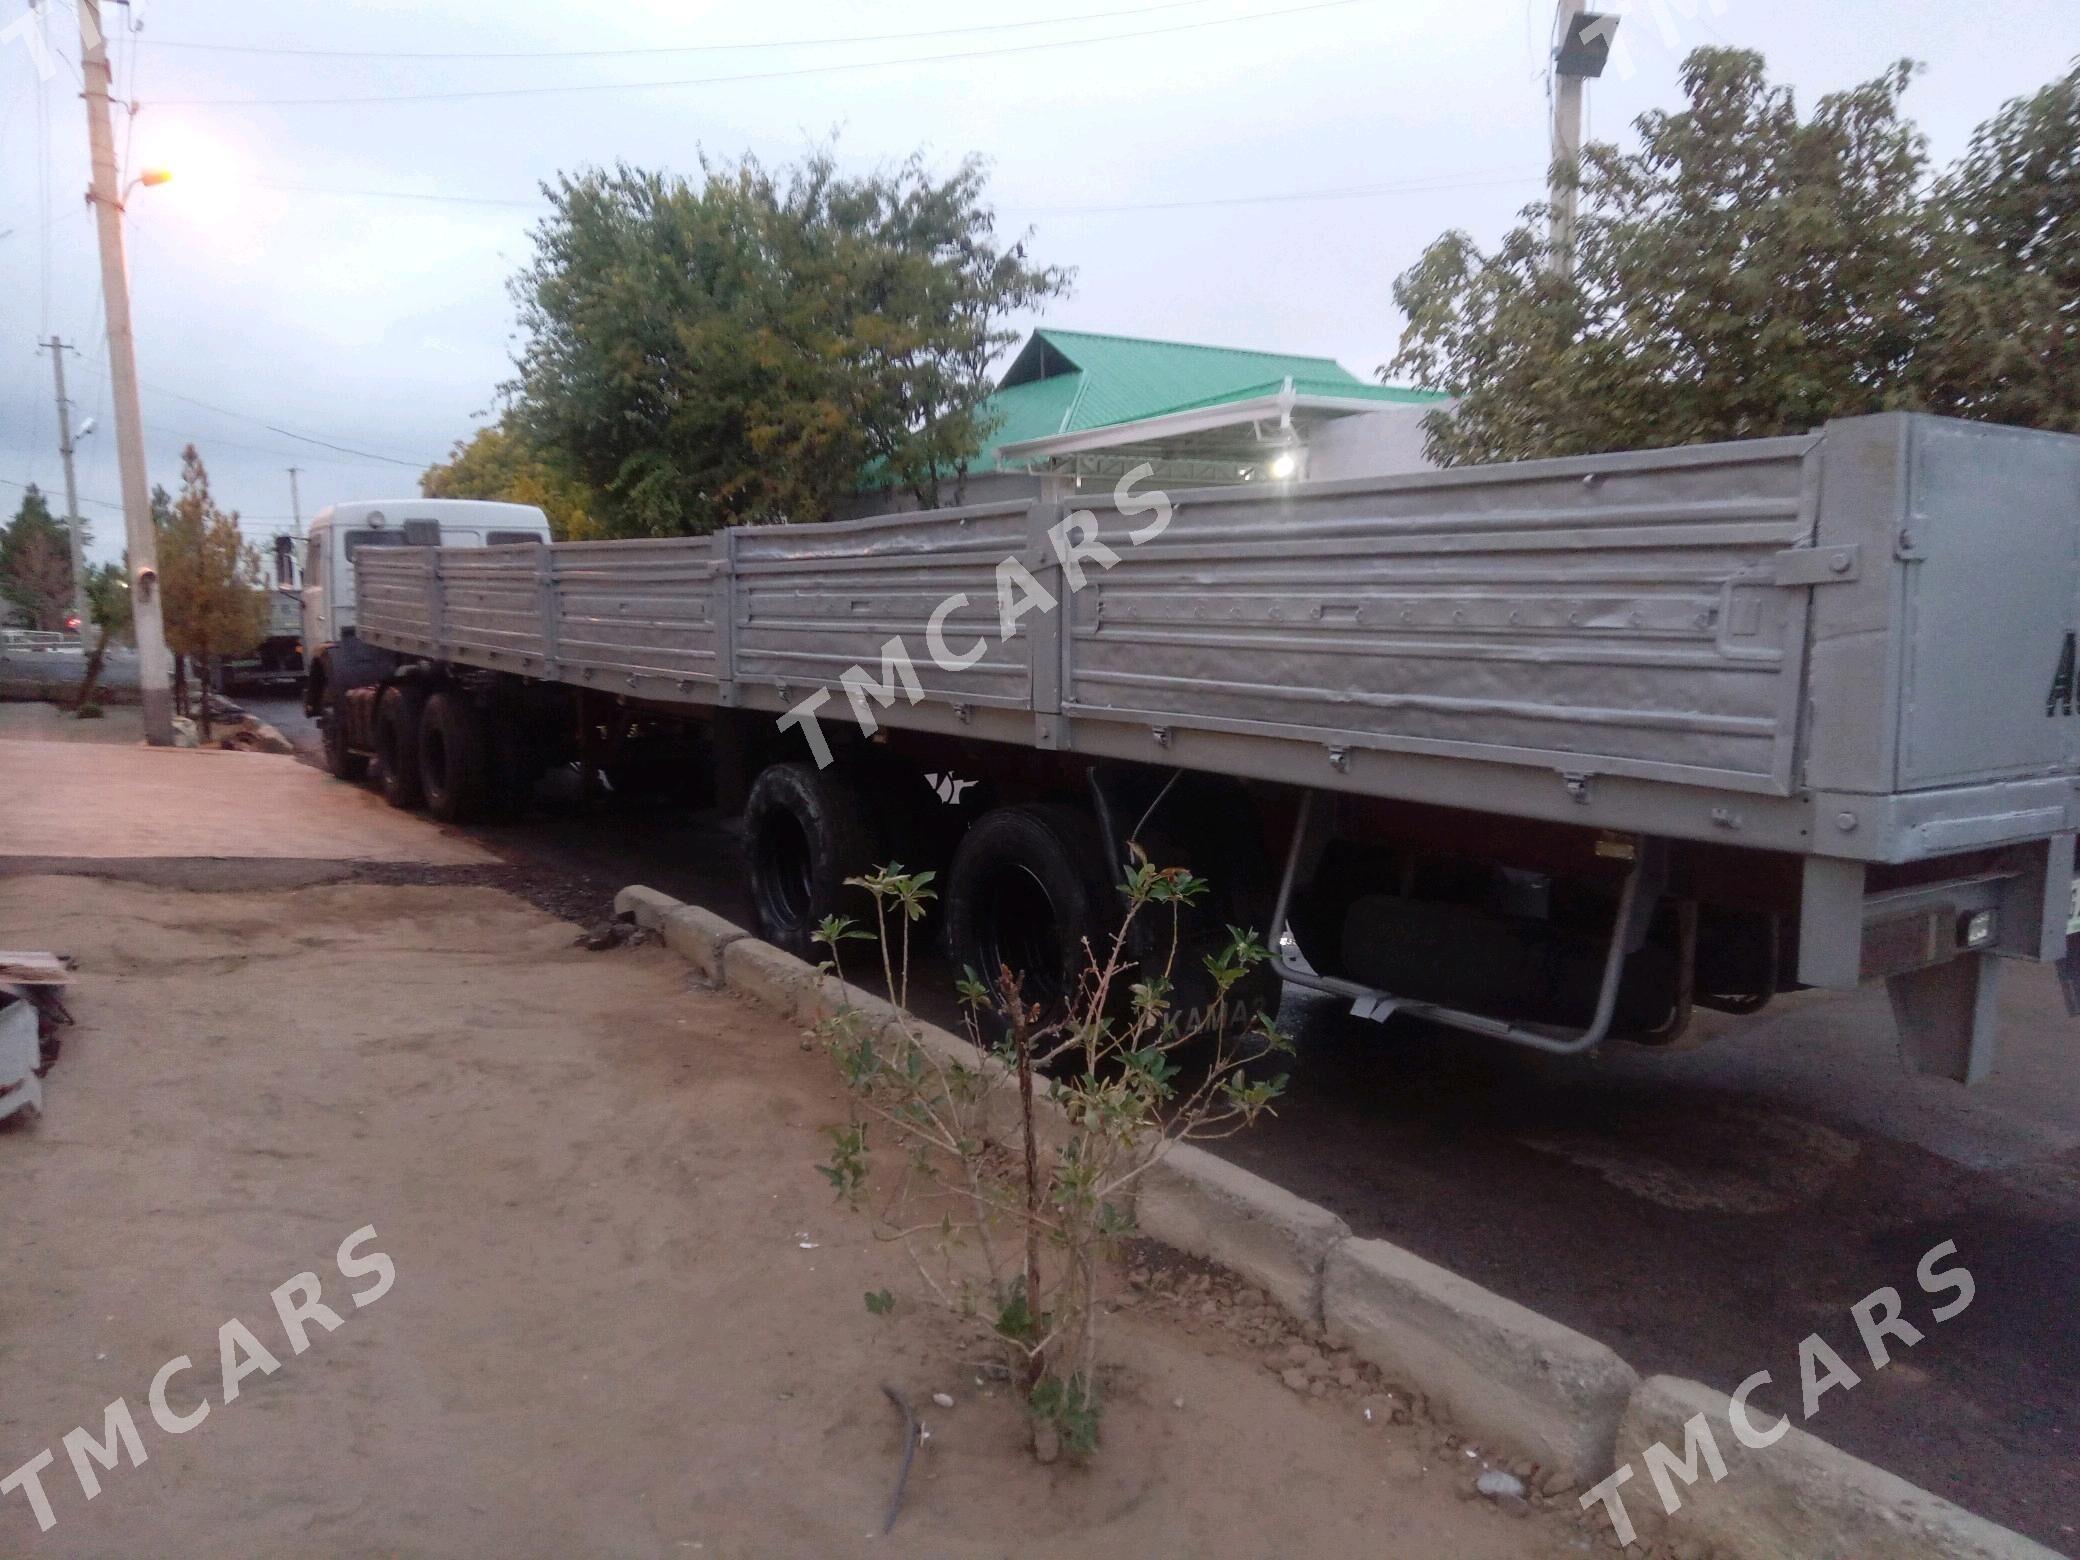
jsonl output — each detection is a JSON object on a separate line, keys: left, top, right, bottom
{"left": 1267, "top": 792, "right": 1668, "bottom": 1057}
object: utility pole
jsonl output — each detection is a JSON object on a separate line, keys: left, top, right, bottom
{"left": 42, "top": 336, "right": 87, "bottom": 623}
{"left": 1549, "top": 4, "right": 1618, "bottom": 276}
{"left": 286, "top": 466, "right": 302, "bottom": 535}
{"left": 77, "top": 0, "right": 174, "bottom": 745}
{"left": 1549, "top": 0, "right": 1586, "bottom": 273}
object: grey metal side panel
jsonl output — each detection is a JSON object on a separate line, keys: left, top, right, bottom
{"left": 353, "top": 548, "right": 434, "bottom": 645}
{"left": 731, "top": 501, "right": 1033, "bottom": 710}
{"left": 1800, "top": 416, "right": 1912, "bottom": 796}
{"left": 1896, "top": 418, "right": 2080, "bottom": 789}
{"left": 549, "top": 537, "right": 722, "bottom": 689}
{"left": 1063, "top": 439, "right": 1816, "bottom": 794}
{"left": 437, "top": 545, "right": 546, "bottom": 663}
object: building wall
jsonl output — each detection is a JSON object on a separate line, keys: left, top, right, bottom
{"left": 1304, "top": 404, "right": 1450, "bottom": 481}
{"left": 834, "top": 469, "right": 1043, "bottom": 522}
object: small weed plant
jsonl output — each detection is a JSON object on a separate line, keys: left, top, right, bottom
{"left": 817, "top": 849, "right": 1290, "bottom": 1461}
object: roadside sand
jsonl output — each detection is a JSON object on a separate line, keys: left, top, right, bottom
{"left": 0, "top": 875, "right": 1577, "bottom": 1558}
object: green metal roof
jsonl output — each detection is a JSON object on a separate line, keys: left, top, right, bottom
{"left": 974, "top": 328, "right": 1443, "bottom": 471}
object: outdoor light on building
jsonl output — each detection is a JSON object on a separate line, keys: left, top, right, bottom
{"left": 1269, "top": 451, "right": 1299, "bottom": 481}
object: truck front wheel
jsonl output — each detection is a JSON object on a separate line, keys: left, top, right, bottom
{"left": 743, "top": 762, "right": 882, "bottom": 959}
{"left": 418, "top": 690, "right": 489, "bottom": 823}
{"left": 373, "top": 685, "right": 428, "bottom": 810}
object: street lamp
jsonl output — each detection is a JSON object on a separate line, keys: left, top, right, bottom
{"left": 122, "top": 168, "right": 172, "bottom": 203}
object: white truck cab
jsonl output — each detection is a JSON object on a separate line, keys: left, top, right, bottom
{"left": 301, "top": 498, "right": 552, "bottom": 650}
{"left": 301, "top": 498, "right": 551, "bottom": 720}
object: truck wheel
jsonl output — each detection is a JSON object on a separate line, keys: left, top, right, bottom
{"left": 418, "top": 690, "right": 489, "bottom": 823}
{"left": 944, "top": 803, "right": 1119, "bottom": 1029}
{"left": 320, "top": 688, "right": 367, "bottom": 782}
{"left": 743, "top": 762, "right": 882, "bottom": 959}
{"left": 373, "top": 685, "right": 428, "bottom": 810}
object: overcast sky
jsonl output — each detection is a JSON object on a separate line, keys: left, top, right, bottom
{"left": 2, "top": 0, "right": 2073, "bottom": 563}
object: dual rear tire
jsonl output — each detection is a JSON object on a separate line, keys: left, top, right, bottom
{"left": 740, "top": 763, "right": 1122, "bottom": 1022}
{"left": 373, "top": 685, "right": 427, "bottom": 809}
{"left": 370, "top": 684, "right": 491, "bottom": 822}
{"left": 417, "top": 690, "right": 491, "bottom": 823}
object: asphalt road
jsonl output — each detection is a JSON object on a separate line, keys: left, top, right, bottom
{"left": 250, "top": 695, "right": 2080, "bottom": 1550}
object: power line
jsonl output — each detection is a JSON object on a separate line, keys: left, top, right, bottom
{"left": 65, "top": 363, "right": 441, "bottom": 467}
{"left": 235, "top": 166, "right": 1541, "bottom": 219}
{"left": 139, "top": 0, "right": 1220, "bottom": 60}
{"left": 155, "top": 0, "right": 1379, "bottom": 108}
{"left": 1022, "top": 169, "right": 1543, "bottom": 216}
{"left": 251, "top": 181, "right": 543, "bottom": 210}
{"left": 2, "top": 476, "right": 301, "bottom": 528}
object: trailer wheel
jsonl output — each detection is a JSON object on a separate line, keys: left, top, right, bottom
{"left": 320, "top": 687, "right": 367, "bottom": 782}
{"left": 743, "top": 762, "right": 882, "bottom": 959}
{"left": 373, "top": 684, "right": 428, "bottom": 810}
{"left": 418, "top": 690, "right": 489, "bottom": 823}
{"left": 944, "top": 803, "right": 1118, "bottom": 1028}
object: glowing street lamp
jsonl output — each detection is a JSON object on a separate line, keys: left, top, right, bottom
{"left": 120, "top": 167, "right": 173, "bottom": 205}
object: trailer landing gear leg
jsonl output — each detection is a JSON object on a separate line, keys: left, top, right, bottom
{"left": 1888, "top": 951, "right": 2001, "bottom": 1085}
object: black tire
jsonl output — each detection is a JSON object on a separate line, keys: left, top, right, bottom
{"left": 320, "top": 685, "right": 367, "bottom": 782}
{"left": 944, "top": 802, "right": 1120, "bottom": 1030}
{"left": 743, "top": 762, "right": 883, "bottom": 959}
{"left": 373, "top": 684, "right": 428, "bottom": 810}
{"left": 418, "top": 690, "right": 490, "bottom": 823}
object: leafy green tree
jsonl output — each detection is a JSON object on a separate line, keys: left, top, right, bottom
{"left": 421, "top": 418, "right": 599, "bottom": 539}
{"left": 158, "top": 446, "right": 268, "bottom": 739}
{"left": 1916, "top": 62, "right": 2080, "bottom": 432}
{"left": 509, "top": 146, "right": 1069, "bottom": 536}
{"left": 72, "top": 561, "right": 133, "bottom": 711}
{"left": 1386, "top": 50, "right": 2080, "bottom": 463}
{"left": 0, "top": 485, "right": 78, "bottom": 630}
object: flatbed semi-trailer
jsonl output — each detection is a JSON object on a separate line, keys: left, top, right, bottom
{"left": 306, "top": 413, "right": 2080, "bottom": 1083}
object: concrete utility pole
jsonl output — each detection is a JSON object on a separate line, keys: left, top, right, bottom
{"left": 286, "top": 466, "right": 303, "bottom": 535}
{"left": 42, "top": 336, "right": 87, "bottom": 623}
{"left": 77, "top": 0, "right": 174, "bottom": 744}
{"left": 1549, "top": 0, "right": 1587, "bottom": 273}
{"left": 1549, "top": 4, "right": 1619, "bottom": 276}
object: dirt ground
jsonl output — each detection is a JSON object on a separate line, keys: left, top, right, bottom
{"left": 0, "top": 874, "right": 1586, "bottom": 1559}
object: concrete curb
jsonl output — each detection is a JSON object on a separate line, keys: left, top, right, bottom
{"left": 1614, "top": 1375, "right": 2064, "bottom": 1560}
{"left": 615, "top": 883, "right": 2061, "bottom": 1560}
{"left": 1322, "top": 1237, "right": 1635, "bottom": 1487}
{"left": 1134, "top": 1143, "right": 1349, "bottom": 1324}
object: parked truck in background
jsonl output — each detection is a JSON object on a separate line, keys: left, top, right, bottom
{"left": 214, "top": 533, "right": 312, "bottom": 694}
{"left": 302, "top": 415, "right": 2080, "bottom": 1086}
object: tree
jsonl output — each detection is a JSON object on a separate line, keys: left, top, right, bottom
{"left": 421, "top": 418, "right": 599, "bottom": 539}
{"left": 509, "top": 145, "right": 1069, "bottom": 537}
{"left": 158, "top": 446, "right": 268, "bottom": 740}
{"left": 1386, "top": 50, "right": 2080, "bottom": 464}
{"left": 72, "top": 562, "right": 132, "bottom": 712}
{"left": 0, "top": 485, "right": 78, "bottom": 630}
{"left": 1917, "top": 62, "right": 2080, "bottom": 432}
